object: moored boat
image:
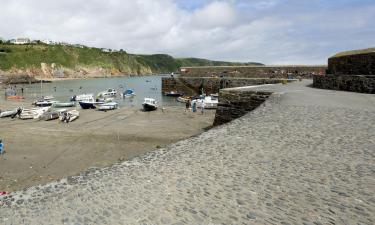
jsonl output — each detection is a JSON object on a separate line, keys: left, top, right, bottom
{"left": 177, "top": 96, "right": 190, "bottom": 103}
{"left": 41, "top": 110, "right": 62, "bottom": 121}
{"left": 6, "top": 95, "right": 25, "bottom": 100}
{"left": 19, "top": 107, "right": 50, "bottom": 120}
{"left": 59, "top": 109, "right": 79, "bottom": 123}
{"left": 97, "top": 89, "right": 117, "bottom": 98}
{"left": 0, "top": 108, "right": 19, "bottom": 118}
{"left": 123, "top": 89, "right": 136, "bottom": 98}
{"left": 52, "top": 102, "right": 75, "bottom": 108}
{"left": 98, "top": 102, "right": 118, "bottom": 111}
{"left": 196, "top": 95, "right": 218, "bottom": 109}
{"left": 79, "top": 101, "right": 97, "bottom": 109}
{"left": 71, "top": 94, "right": 94, "bottom": 102}
{"left": 142, "top": 98, "right": 158, "bottom": 111}
{"left": 33, "top": 100, "right": 58, "bottom": 107}
{"left": 164, "top": 91, "right": 184, "bottom": 97}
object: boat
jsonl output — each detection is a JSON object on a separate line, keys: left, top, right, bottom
{"left": 52, "top": 102, "right": 75, "bottom": 108}
{"left": 0, "top": 108, "right": 19, "bottom": 118}
{"left": 164, "top": 91, "right": 184, "bottom": 97}
{"left": 177, "top": 96, "right": 190, "bottom": 103}
{"left": 41, "top": 110, "right": 62, "bottom": 121}
{"left": 142, "top": 98, "right": 158, "bottom": 111}
{"left": 33, "top": 100, "right": 58, "bottom": 107}
{"left": 59, "top": 109, "right": 79, "bottom": 123}
{"left": 19, "top": 107, "right": 50, "bottom": 120}
{"left": 70, "top": 94, "right": 94, "bottom": 102}
{"left": 123, "top": 89, "right": 136, "bottom": 98}
{"left": 43, "top": 95, "right": 54, "bottom": 100}
{"left": 97, "top": 89, "right": 117, "bottom": 98}
{"left": 196, "top": 95, "right": 218, "bottom": 109}
{"left": 6, "top": 95, "right": 25, "bottom": 100}
{"left": 79, "top": 101, "right": 97, "bottom": 109}
{"left": 98, "top": 102, "right": 118, "bottom": 111}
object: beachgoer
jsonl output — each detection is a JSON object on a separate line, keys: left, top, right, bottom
{"left": 0, "top": 139, "right": 4, "bottom": 155}
{"left": 201, "top": 101, "right": 205, "bottom": 114}
{"left": 21, "top": 87, "right": 24, "bottom": 94}
{"left": 192, "top": 100, "right": 197, "bottom": 113}
{"left": 185, "top": 99, "right": 190, "bottom": 110}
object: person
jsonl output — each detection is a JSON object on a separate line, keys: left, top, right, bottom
{"left": 185, "top": 99, "right": 190, "bottom": 110}
{"left": 0, "top": 139, "right": 4, "bottom": 155}
{"left": 192, "top": 100, "right": 197, "bottom": 113}
{"left": 21, "top": 87, "right": 24, "bottom": 94}
{"left": 201, "top": 101, "right": 205, "bottom": 114}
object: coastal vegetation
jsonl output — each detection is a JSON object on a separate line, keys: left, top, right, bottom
{"left": 0, "top": 43, "right": 262, "bottom": 76}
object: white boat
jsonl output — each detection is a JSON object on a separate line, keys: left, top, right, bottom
{"left": 97, "top": 89, "right": 117, "bottom": 98}
{"left": 43, "top": 95, "right": 54, "bottom": 101}
{"left": 71, "top": 94, "right": 94, "bottom": 102}
{"left": 52, "top": 102, "right": 75, "bottom": 108}
{"left": 98, "top": 102, "right": 118, "bottom": 111}
{"left": 41, "top": 110, "right": 62, "bottom": 121}
{"left": 123, "top": 89, "right": 136, "bottom": 98}
{"left": 142, "top": 98, "right": 158, "bottom": 111}
{"left": 0, "top": 108, "right": 19, "bottom": 118}
{"left": 196, "top": 95, "right": 218, "bottom": 109}
{"left": 59, "top": 109, "right": 79, "bottom": 123}
{"left": 20, "top": 107, "right": 50, "bottom": 120}
{"left": 34, "top": 100, "right": 58, "bottom": 107}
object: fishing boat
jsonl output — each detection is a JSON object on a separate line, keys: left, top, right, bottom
{"left": 142, "top": 98, "right": 158, "bottom": 111}
{"left": 52, "top": 102, "right": 75, "bottom": 108}
{"left": 164, "top": 91, "right": 184, "bottom": 97}
{"left": 0, "top": 108, "right": 19, "bottom": 118}
{"left": 79, "top": 101, "right": 97, "bottom": 109}
{"left": 97, "top": 89, "right": 117, "bottom": 98}
{"left": 98, "top": 102, "right": 118, "bottom": 111}
{"left": 196, "top": 95, "right": 218, "bottom": 109}
{"left": 70, "top": 93, "right": 94, "bottom": 102}
{"left": 123, "top": 89, "right": 136, "bottom": 98}
{"left": 59, "top": 109, "right": 79, "bottom": 123}
{"left": 19, "top": 107, "right": 50, "bottom": 120}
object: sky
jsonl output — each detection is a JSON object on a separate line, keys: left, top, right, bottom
{"left": 1, "top": 0, "right": 374, "bottom": 64}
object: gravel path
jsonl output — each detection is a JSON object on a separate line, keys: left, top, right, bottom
{"left": 1, "top": 80, "right": 374, "bottom": 225}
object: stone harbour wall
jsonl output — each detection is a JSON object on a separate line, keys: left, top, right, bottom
{"left": 180, "top": 65, "right": 326, "bottom": 78}
{"left": 162, "top": 77, "right": 290, "bottom": 95}
{"left": 313, "top": 75, "right": 375, "bottom": 94}
{"left": 213, "top": 87, "right": 272, "bottom": 126}
{"left": 328, "top": 52, "right": 375, "bottom": 75}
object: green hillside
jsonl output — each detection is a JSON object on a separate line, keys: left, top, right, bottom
{"left": 0, "top": 43, "right": 262, "bottom": 74}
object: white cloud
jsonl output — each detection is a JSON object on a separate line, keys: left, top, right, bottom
{"left": 0, "top": 0, "right": 374, "bottom": 64}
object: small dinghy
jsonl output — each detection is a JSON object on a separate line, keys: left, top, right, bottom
{"left": 6, "top": 95, "right": 25, "bottom": 101}
{"left": 123, "top": 89, "right": 136, "bottom": 98}
{"left": 59, "top": 109, "right": 79, "bottom": 123}
{"left": 41, "top": 110, "right": 61, "bottom": 121}
{"left": 177, "top": 96, "right": 190, "bottom": 103}
{"left": 142, "top": 98, "right": 158, "bottom": 111}
{"left": 98, "top": 102, "right": 118, "bottom": 111}
{"left": 0, "top": 108, "right": 20, "bottom": 118}
{"left": 33, "top": 99, "right": 58, "bottom": 107}
{"left": 20, "top": 107, "right": 50, "bottom": 120}
{"left": 52, "top": 102, "right": 75, "bottom": 108}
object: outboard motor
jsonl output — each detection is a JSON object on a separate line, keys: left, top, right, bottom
{"left": 70, "top": 95, "right": 76, "bottom": 102}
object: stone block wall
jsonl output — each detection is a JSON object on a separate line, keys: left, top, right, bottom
{"left": 213, "top": 88, "right": 272, "bottom": 126}
{"left": 328, "top": 52, "right": 375, "bottom": 75}
{"left": 162, "top": 77, "right": 288, "bottom": 95}
{"left": 180, "top": 65, "right": 326, "bottom": 78}
{"left": 313, "top": 75, "right": 375, "bottom": 94}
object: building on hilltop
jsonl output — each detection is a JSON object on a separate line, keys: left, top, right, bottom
{"left": 41, "top": 39, "right": 57, "bottom": 45}
{"left": 10, "top": 37, "right": 31, "bottom": 44}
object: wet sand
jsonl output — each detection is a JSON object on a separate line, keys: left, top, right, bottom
{"left": 0, "top": 99, "right": 215, "bottom": 191}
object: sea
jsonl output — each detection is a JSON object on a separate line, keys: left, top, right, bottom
{"left": 1, "top": 75, "right": 184, "bottom": 108}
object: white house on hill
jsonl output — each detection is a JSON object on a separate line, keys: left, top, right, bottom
{"left": 11, "top": 38, "right": 31, "bottom": 44}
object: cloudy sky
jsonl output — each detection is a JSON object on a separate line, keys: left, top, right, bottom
{"left": 1, "top": 0, "right": 374, "bottom": 64}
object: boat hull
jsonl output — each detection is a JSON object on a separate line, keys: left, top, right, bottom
{"left": 53, "top": 102, "right": 75, "bottom": 108}
{"left": 142, "top": 103, "right": 157, "bottom": 111}
{"left": 79, "top": 101, "right": 96, "bottom": 109}
{"left": 98, "top": 102, "right": 118, "bottom": 111}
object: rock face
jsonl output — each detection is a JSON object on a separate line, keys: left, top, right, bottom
{"left": 213, "top": 87, "right": 272, "bottom": 126}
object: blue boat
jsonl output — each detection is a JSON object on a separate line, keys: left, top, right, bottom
{"left": 123, "top": 89, "right": 136, "bottom": 98}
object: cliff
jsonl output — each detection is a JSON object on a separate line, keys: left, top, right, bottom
{"left": 0, "top": 44, "right": 261, "bottom": 79}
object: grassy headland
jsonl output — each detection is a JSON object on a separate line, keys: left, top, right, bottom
{"left": 0, "top": 43, "right": 262, "bottom": 78}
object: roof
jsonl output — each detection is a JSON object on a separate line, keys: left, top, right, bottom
{"left": 331, "top": 47, "right": 375, "bottom": 58}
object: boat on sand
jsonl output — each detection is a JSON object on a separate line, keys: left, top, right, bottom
{"left": 98, "top": 102, "right": 118, "bottom": 111}
{"left": 59, "top": 109, "right": 79, "bottom": 123}
{"left": 142, "top": 98, "right": 158, "bottom": 111}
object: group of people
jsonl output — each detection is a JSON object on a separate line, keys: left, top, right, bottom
{"left": 185, "top": 99, "right": 205, "bottom": 114}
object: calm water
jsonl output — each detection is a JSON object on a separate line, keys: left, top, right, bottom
{"left": 2, "top": 75, "right": 184, "bottom": 107}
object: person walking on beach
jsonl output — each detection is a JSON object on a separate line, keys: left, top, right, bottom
{"left": 0, "top": 139, "right": 4, "bottom": 155}
{"left": 201, "top": 101, "right": 205, "bottom": 114}
{"left": 192, "top": 100, "right": 197, "bottom": 113}
{"left": 185, "top": 99, "right": 190, "bottom": 110}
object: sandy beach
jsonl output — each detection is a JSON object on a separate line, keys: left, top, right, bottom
{"left": 0, "top": 99, "right": 215, "bottom": 192}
